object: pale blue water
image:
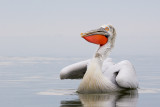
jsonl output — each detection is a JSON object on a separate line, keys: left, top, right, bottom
{"left": 0, "top": 55, "right": 160, "bottom": 107}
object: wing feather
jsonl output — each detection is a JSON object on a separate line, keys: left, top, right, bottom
{"left": 60, "top": 60, "right": 90, "bottom": 79}
{"left": 115, "top": 60, "right": 139, "bottom": 89}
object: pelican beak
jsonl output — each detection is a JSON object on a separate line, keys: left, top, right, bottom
{"left": 81, "top": 27, "right": 110, "bottom": 46}
{"left": 81, "top": 33, "right": 86, "bottom": 38}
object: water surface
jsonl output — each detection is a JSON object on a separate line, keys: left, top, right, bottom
{"left": 0, "top": 56, "right": 160, "bottom": 107}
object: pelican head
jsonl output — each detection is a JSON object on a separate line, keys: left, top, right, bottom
{"left": 81, "top": 24, "right": 116, "bottom": 48}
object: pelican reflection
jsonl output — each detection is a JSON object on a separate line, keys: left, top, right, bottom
{"left": 60, "top": 90, "right": 138, "bottom": 107}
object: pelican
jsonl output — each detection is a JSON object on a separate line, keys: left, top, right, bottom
{"left": 60, "top": 24, "right": 138, "bottom": 93}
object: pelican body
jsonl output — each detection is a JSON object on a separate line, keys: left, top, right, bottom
{"left": 60, "top": 25, "right": 138, "bottom": 93}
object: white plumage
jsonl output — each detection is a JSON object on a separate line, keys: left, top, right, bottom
{"left": 77, "top": 58, "right": 121, "bottom": 93}
{"left": 60, "top": 24, "right": 138, "bottom": 93}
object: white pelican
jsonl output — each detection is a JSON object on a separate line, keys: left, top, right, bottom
{"left": 60, "top": 24, "right": 138, "bottom": 93}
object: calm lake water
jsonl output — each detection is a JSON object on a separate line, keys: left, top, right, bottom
{"left": 0, "top": 55, "right": 160, "bottom": 107}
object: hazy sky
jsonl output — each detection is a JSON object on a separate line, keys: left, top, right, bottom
{"left": 0, "top": 0, "right": 160, "bottom": 57}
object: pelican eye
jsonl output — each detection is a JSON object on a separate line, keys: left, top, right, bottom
{"left": 105, "top": 27, "right": 109, "bottom": 31}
